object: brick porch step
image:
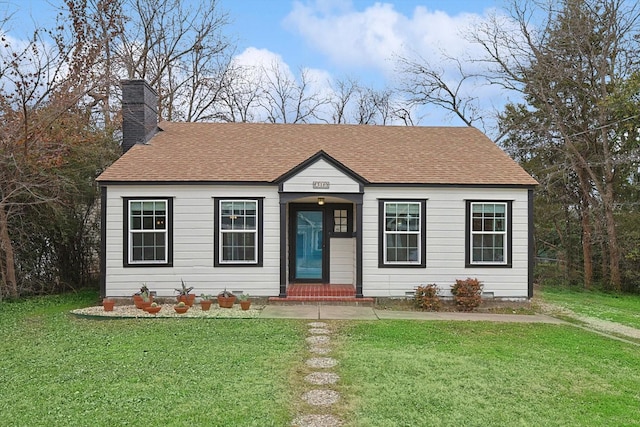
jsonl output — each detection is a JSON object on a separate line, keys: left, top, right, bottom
{"left": 269, "top": 284, "right": 375, "bottom": 306}
{"left": 267, "top": 296, "right": 375, "bottom": 306}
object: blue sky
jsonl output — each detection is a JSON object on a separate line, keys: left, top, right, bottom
{"left": 5, "top": 0, "right": 508, "bottom": 128}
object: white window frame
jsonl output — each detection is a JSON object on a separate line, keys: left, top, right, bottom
{"left": 218, "top": 199, "right": 259, "bottom": 265}
{"left": 127, "top": 199, "right": 169, "bottom": 265}
{"left": 383, "top": 201, "right": 422, "bottom": 265}
{"left": 470, "top": 202, "right": 508, "bottom": 265}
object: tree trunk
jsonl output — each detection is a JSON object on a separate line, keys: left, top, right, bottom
{"left": 577, "top": 167, "right": 593, "bottom": 289}
{"left": 0, "top": 203, "right": 18, "bottom": 298}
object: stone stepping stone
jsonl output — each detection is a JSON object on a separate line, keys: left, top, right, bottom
{"left": 309, "top": 346, "right": 331, "bottom": 355}
{"left": 308, "top": 328, "right": 331, "bottom": 335}
{"left": 302, "top": 389, "right": 340, "bottom": 406}
{"left": 307, "top": 322, "right": 328, "bottom": 328}
{"left": 306, "top": 335, "right": 330, "bottom": 345}
{"left": 306, "top": 357, "right": 338, "bottom": 369}
{"left": 291, "top": 414, "right": 343, "bottom": 427}
{"left": 305, "top": 372, "right": 340, "bottom": 385}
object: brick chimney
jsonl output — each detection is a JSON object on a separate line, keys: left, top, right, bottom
{"left": 121, "top": 80, "right": 158, "bottom": 153}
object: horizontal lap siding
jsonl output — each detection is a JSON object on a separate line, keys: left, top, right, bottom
{"left": 282, "top": 159, "right": 360, "bottom": 193}
{"left": 330, "top": 238, "right": 355, "bottom": 285}
{"left": 362, "top": 187, "right": 530, "bottom": 298}
{"left": 104, "top": 185, "right": 280, "bottom": 297}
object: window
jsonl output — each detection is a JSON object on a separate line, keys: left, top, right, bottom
{"left": 124, "top": 198, "right": 173, "bottom": 267}
{"left": 466, "top": 201, "right": 512, "bottom": 267}
{"left": 329, "top": 204, "right": 353, "bottom": 237}
{"left": 378, "top": 200, "right": 426, "bottom": 268}
{"left": 214, "top": 198, "right": 263, "bottom": 266}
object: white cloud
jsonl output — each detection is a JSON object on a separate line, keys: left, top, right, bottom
{"left": 283, "top": 1, "right": 492, "bottom": 76}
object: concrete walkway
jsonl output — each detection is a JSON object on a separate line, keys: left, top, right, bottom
{"left": 260, "top": 305, "right": 564, "bottom": 324}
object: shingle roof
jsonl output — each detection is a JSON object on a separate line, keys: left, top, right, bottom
{"left": 96, "top": 122, "right": 537, "bottom": 186}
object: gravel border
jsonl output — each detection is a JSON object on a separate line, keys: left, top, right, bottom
{"left": 70, "top": 304, "right": 263, "bottom": 319}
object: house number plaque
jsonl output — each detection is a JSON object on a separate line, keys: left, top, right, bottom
{"left": 312, "top": 181, "right": 330, "bottom": 189}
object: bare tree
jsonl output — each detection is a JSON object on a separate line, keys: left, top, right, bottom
{"left": 396, "top": 54, "right": 485, "bottom": 129}
{"left": 259, "top": 62, "right": 328, "bottom": 123}
{"left": 117, "top": 0, "right": 232, "bottom": 121}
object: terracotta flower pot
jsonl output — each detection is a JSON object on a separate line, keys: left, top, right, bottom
{"left": 217, "top": 295, "right": 236, "bottom": 308}
{"left": 240, "top": 300, "right": 251, "bottom": 311}
{"left": 133, "top": 294, "right": 143, "bottom": 309}
{"left": 177, "top": 294, "right": 196, "bottom": 307}
{"left": 103, "top": 299, "right": 115, "bottom": 311}
{"left": 200, "top": 300, "right": 213, "bottom": 311}
{"left": 145, "top": 305, "right": 162, "bottom": 314}
{"left": 174, "top": 305, "right": 189, "bottom": 314}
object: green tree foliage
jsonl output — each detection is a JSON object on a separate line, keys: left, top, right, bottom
{"left": 488, "top": 0, "right": 640, "bottom": 291}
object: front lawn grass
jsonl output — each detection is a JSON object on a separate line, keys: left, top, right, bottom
{"left": 3, "top": 292, "right": 640, "bottom": 426}
{"left": 540, "top": 286, "right": 640, "bottom": 329}
{"left": 334, "top": 321, "right": 640, "bottom": 427}
{"left": 0, "top": 292, "right": 307, "bottom": 427}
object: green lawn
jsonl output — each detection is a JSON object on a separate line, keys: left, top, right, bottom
{"left": 1, "top": 292, "right": 639, "bottom": 426}
{"left": 540, "top": 286, "right": 640, "bottom": 329}
{"left": 0, "top": 291, "right": 307, "bottom": 427}
{"left": 334, "top": 321, "right": 640, "bottom": 427}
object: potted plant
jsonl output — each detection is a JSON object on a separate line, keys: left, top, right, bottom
{"left": 217, "top": 289, "right": 236, "bottom": 308}
{"left": 102, "top": 297, "right": 115, "bottom": 311}
{"left": 174, "top": 301, "right": 189, "bottom": 314}
{"left": 175, "top": 280, "right": 195, "bottom": 306}
{"left": 239, "top": 293, "right": 251, "bottom": 311}
{"left": 134, "top": 284, "right": 152, "bottom": 309}
{"left": 200, "top": 294, "right": 213, "bottom": 311}
{"left": 139, "top": 284, "right": 153, "bottom": 310}
{"left": 145, "top": 302, "right": 162, "bottom": 314}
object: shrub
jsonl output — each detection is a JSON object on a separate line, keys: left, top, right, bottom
{"left": 414, "top": 284, "right": 441, "bottom": 311}
{"left": 451, "top": 278, "right": 483, "bottom": 311}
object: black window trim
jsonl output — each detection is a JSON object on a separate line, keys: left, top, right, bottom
{"left": 465, "top": 199, "right": 513, "bottom": 268}
{"left": 213, "top": 197, "right": 264, "bottom": 267}
{"left": 328, "top": 203, "right": 354, "bottom": 238}
{"left": 123, "top": 196, "right": 174, "bottom": 268}
{"left": 378, "top": 199, "right": 427, "bottom": 268}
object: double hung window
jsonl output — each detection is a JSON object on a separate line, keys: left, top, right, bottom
{"left": 124, "top": 198, "right": 173, "bottom": 266}
{"left": 214, "top": 198, "right": 263, "bottom": 266}
{"left": 466, "top": 201, "right": 512, "bottom": 267}
{"left": 379, "top": 200, "right": 426, "bottom": 267}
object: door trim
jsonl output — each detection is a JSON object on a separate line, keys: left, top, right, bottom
{"left": 289, "top": 204, "right": 329, "bottom": 283}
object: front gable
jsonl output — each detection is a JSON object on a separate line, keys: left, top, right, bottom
{"left": 276, "top": 150, "right": 367, "bottom": 194}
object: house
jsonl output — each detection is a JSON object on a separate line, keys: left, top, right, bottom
{"left": 96, "top": 80, "right": 538, "bottom": 301}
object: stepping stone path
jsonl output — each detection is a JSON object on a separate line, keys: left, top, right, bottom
{"left": 291, "top": 321, "right": 344, "bottom": 427}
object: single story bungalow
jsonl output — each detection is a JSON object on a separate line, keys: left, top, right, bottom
{"left": 96, "top": 80, "right": 538, "bottom": 300}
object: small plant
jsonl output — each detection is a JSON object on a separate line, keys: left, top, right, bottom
{"left": 238, "top": 293, "right": 250, "bottom": 301}
{"left": 218, "top": 288, "right": 234, "bottom": 298}
{"left": 175, "top": 279, "right": 194, "bottom": 296}
{"left": 139, "top": 284, "right": 151, "bottom": 302}
{"left": 176, "top": 301, "right": 186, "bottom": 307}
{"left": 414, "top": 284, "right": 441, "bottom": 311}
{"left": 200, "top": 294, "right": 213, "bottom": 301}
{"left": 451, "top": 278, "right": 483, "bottom": 311}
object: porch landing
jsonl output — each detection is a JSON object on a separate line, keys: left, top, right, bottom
{"left": 268, "top": 284, "right": 375, "bottom": 306}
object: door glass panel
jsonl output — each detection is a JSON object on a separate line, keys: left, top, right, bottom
{"left": 295, "top": 211, "right": 323, "bottom": 279}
